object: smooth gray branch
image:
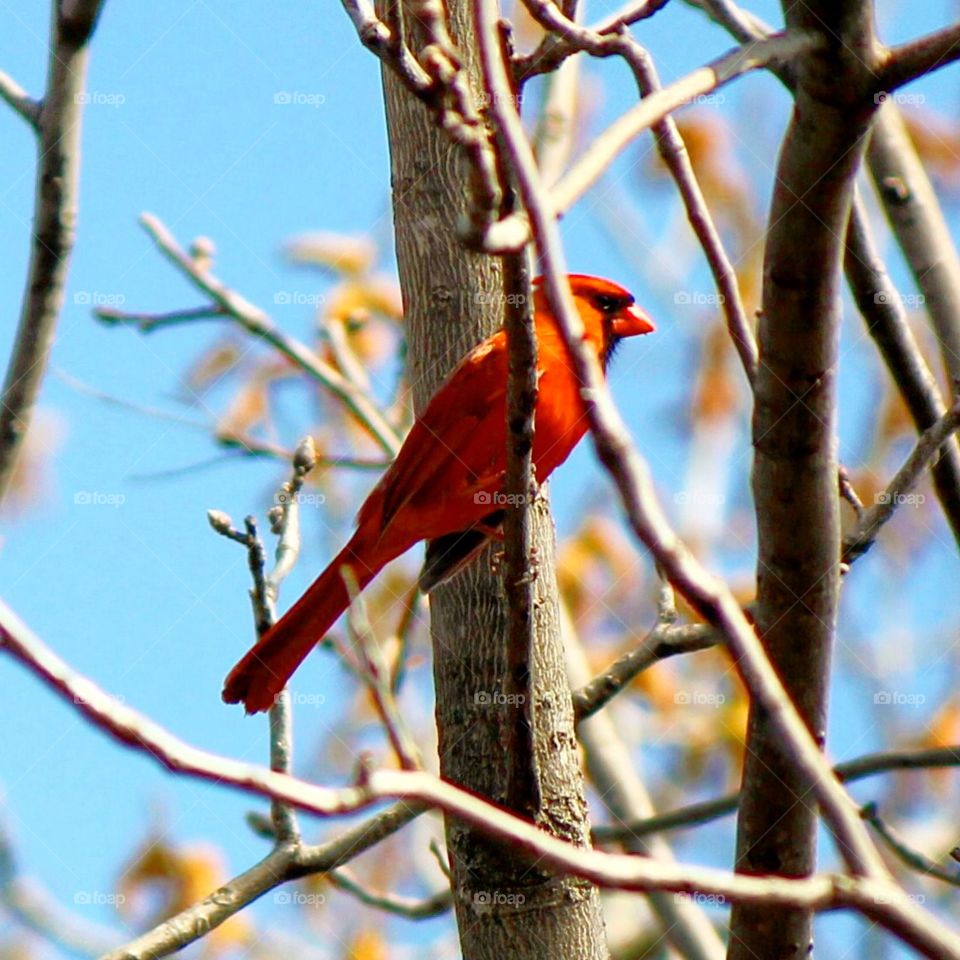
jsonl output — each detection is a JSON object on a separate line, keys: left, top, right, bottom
{"left": 868, "top": 103, "right": 960, "bottom": 390}
{"left": 0, "top": 2, "right": 108, "bottom": 501}
{"left": 0, "top": 71, "right": 41, "bottom": 128}
{"left": 845, "top": 196, "right": 960, "bottom": 549}
{"left": 881, "top": 22, "right": 960, "bottom": 93}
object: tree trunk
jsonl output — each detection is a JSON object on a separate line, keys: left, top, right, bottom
{"left": 379, "top": 3, "right": 607, "bottom": 957}
{"left": 728, "top": 5, "right": 878, "bottom": 957}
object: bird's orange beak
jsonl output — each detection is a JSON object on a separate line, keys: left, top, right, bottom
{"left": 611, "top": 302, "right": 656, "bottom": 338}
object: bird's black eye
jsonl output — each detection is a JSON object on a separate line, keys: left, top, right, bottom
{"left": 595, "top": 294, "right": 621, "bottom": 314}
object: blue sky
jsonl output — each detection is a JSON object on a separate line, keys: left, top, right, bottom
{"left": 2, "top": 0, "right": 960, "bottom": 955}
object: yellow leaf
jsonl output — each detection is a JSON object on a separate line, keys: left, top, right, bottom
{"left": 285, "top": 232, "right": 377, "bottom": 276}
{"left": 346, "top": 929, "right": 388, "bottom": 960}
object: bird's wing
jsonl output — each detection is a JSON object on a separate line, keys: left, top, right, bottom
{"left": 357, "top": 332, "right": 510, "bottom": 538}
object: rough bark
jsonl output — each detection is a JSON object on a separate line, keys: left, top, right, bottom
{"left": 728, "top": 4, "right": 881, "bottom": 958}
{"left": 380, "top": 4, "right": 607, "bottom": 957}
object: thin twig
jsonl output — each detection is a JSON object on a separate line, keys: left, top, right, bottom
{"left": 518, "top": 0, "right": 757, "bottom": 382}
{"left": 490, "top": 30, "right": 815, "bottom": 251}
{"left": 97, "top": 305, "right": 223, "bottom": 330}
{"left": 846, "top": 189, "right": 953, "bottom": 436}
{"left": 551, "top": 31, "right": 812, "bottom": 218}
{"left": 868, "top": 103, "right": 960, "bottom": 389}
{"left": 328, "top": 866, "right": 452, "bottom": 918}
{"left": 838, "top": 465, "right": 865, "bottom": 521}
{"left": 593, "top": 745, "right": 960, "bottom": 843}
{"left": 574, "top": 620, "right": 721, "bottom": 721}
{"left": 514, "top": 0, "right": 672, "bottom": 80}
{"left": 339, "top": 0, "right": 433, "bottom": 93}
{"left": 843, "top": 400, "right": 960, "bottom": 563}
{"left": 862, "top": 803, "right": 960, "bottom": 889}
{"left": 324, "top": 313, "right": 373, "bottom": 393}
{"left": 564, "top": 603, "right": 727, "bottom": 960}
{"left": 133, "top": 213, "right": 400, "bottom": 456}
{"left": 212, "top": 439, "right": 318, "bottom": 840}
{"left": 343, "top": 569, "right": 423, "bottom": 771}
{"left": 100, "top": 801, "right": 426, "bottom": 960}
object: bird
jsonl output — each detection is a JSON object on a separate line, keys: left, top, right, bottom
{"left": 223, "top": 274, "right": 655, "bottom": 713}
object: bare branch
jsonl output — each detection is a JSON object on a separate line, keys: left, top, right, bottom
{"left": 564, "top": 605, "right": 727, "bottom": 960}
{"left": 0, "top": 3, "right": 108, "bottom": 501}
{"left": 843, "top": 399, "right": 960, "bottom": 563}
{"left": 517, "top": 0, "right": 757, "bottom": 382}
{"left": 729, "top": 6, "right": 882, "bottom": 949}
{"left": 492, "top": 30, "right": 816, "bottom": 252}
{"left": 514, "top": 0, "right": 672, "bottom": 80}
{"left": 210, "top": 443, "right": 318, "bottom": 843}
{"left": 683, "top": 0, "right": 768, "bottom": 43}
{"left": 0, "top": 71, "right": 41, "bottom": 128}
{"left": 868, "top": 103, "right": 960, "bottom": 390}
{"left": 881, "top": 22, "right": 960, "bottom": 93}
{"left": 838, "top": 465, "right": 865, "bottom": 521}
{"left": 3, "top": 603, "right": 960, "bottom": 958}
{"left": 100, "top": 802, "right": 425, "bottom": 960}
{"left": 594, "top": 745, "right": 960, "bottom": 843}
{"left": 573, "top": 620, "right": 721, "bottom": 721}
{"left": 97, "top": 304, "right": 223, "bottom": 329}
{"left": 500, "top": 255, "right": 542, "bottom": 816}
{"left": 340, "top": 0, "right": 503, "bottom": 243}
{"left": 339, "top": 0, "right": 433, "bottom": 93}
{"left": 343, "top": 569, "right": 424, "bottom": 771}
{"left": 329, "top": 866, "right": 452, "bottom": 918}
{"left": 689, "top": 0, "right": 960, "bottom": 552}
{"left": 845, "top": 197, "right": 960, "bottom": 549}
{"left": 549, "top": 31, "right": 813, "bottom": 222}
{"left": 123, "top": 214, "right": 400, "bottom": 457}
{"left": 862, "top": 803, "right": 960, "bottom": 889}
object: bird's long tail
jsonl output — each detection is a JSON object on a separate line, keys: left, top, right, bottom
{"left": 222, "top": 530, "right": 391, "bottom": 713}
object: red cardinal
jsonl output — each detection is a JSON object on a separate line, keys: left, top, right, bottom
{"left": 223, "top": 275, "right": 654, "bottom": 712}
